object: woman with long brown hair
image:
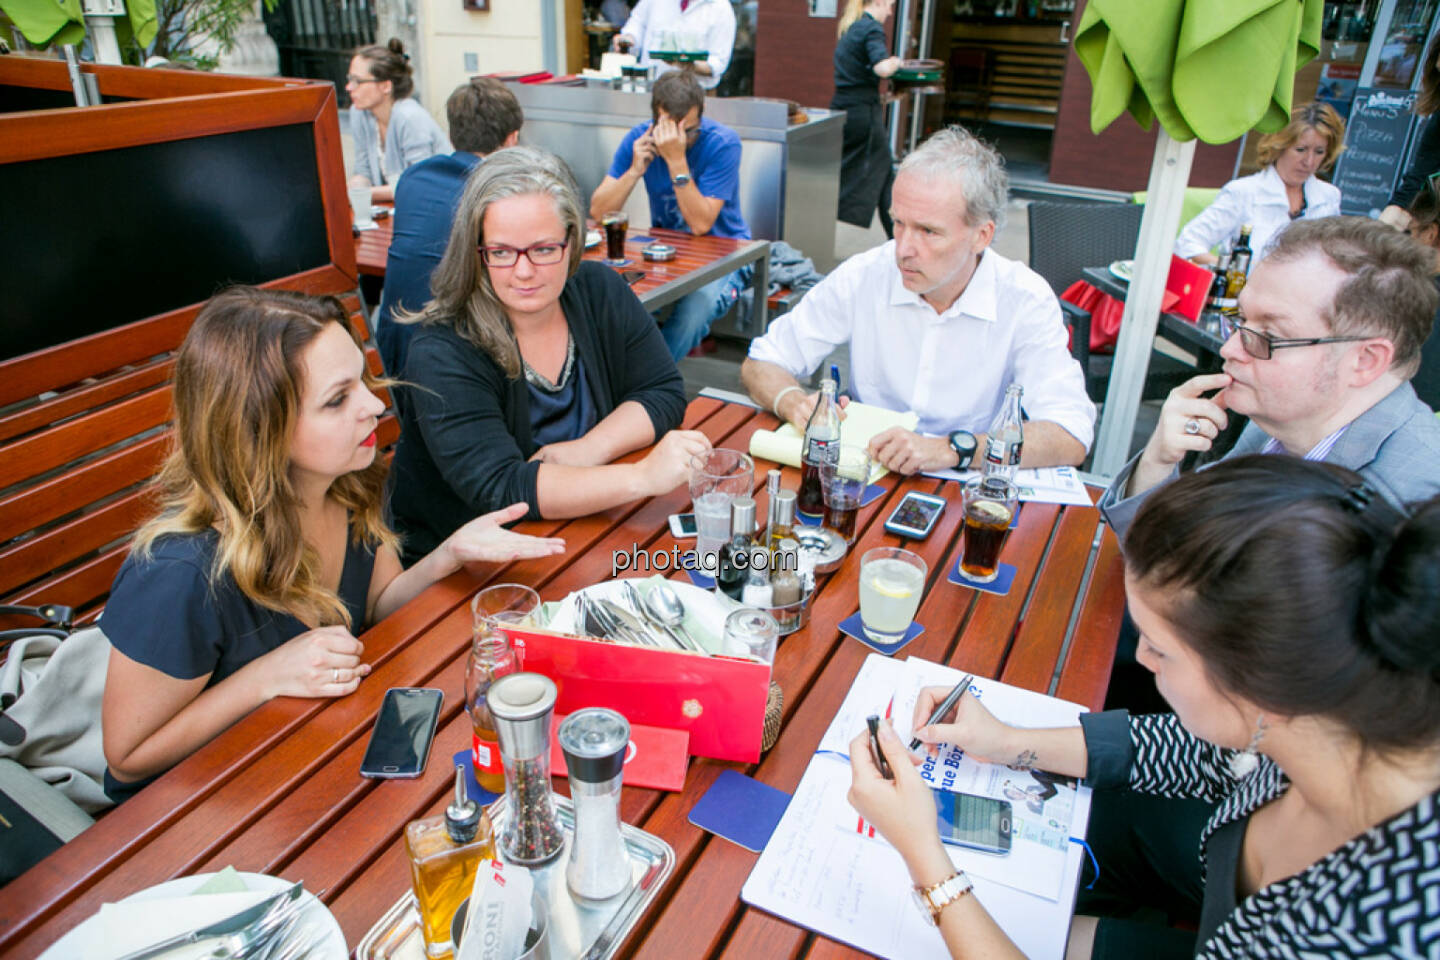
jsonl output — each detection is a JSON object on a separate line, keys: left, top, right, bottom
{"left": 100, "top": 288, "right": 563, "bottom": 802}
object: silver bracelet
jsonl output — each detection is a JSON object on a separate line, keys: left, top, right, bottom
{"left": 772, "top": 385, "right": 803, "bottom": 420}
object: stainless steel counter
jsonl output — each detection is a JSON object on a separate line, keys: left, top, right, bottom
{"left": 505, "top": 83, "right": 845, "bottom": 272}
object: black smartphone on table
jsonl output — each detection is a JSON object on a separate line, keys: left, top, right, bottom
{"left": 359, "top": 687, "right": 444, "bottom": 779}
{"left": 621, "top": 269, "right": 647, "bottom": 285}
{"left": 884, "top": 491, "right": 947, "bottom": 539}
{"left": 932, "top": 788, "right": 1012, "bottom": 855}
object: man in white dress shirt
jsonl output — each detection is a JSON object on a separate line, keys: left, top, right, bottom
{"left": 741, "top": 126, "right": 1095, "bottom": 475}
{"left": 612, "top": 0, "right": 736, "bottom": 91}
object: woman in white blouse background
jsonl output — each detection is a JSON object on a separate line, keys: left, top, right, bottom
{"left": 1175, "top": 102, "right": 1346, "bottom": 266}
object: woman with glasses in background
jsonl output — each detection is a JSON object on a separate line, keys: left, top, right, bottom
{"left": 388, "top": 146, "right": 704, "bottom": 563}
{"left": 346, "top": 39, "right": 450, "bottom": 205}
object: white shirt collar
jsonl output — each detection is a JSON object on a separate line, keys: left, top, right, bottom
{"left": 886, "top": 246, "right": 998, "bottom": 323}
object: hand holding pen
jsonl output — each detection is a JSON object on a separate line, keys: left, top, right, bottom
{"left": 908, "top": 676, "right": 1013, "bottom": 762}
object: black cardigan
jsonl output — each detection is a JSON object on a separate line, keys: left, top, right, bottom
{"left": 389, "top": 260, "right": 686, "bottom": 560}
{"left": 1388, "top": 113, "right": 1440, "bottom": 210}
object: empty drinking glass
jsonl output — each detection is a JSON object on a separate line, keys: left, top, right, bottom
{"left": 689, "top": 449, "right": 754, "bottom": 576}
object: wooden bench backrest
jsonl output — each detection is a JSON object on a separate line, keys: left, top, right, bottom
{"left": 0, "top": 293, "right": 398, "bottom": 633}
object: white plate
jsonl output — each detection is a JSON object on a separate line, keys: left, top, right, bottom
{"left": 585, "top": 229, "right": 603, "bottom": 249}
{"left": 38, "top": 871, "right": 346, "bottom": 960}
{"left": 1107, "top": 259, "right": 1134, "bottom": 282}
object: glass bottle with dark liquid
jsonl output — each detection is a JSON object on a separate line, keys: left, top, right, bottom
{"left": 717, "top": 496, "right": 757, "bottom": 600}
{"left": 797, "top": 377, "right": 840, "bottom": 517}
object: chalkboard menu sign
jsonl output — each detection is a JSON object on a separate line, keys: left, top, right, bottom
{"left": 1334, "top": 87, "right": 1420, "bottom": 217}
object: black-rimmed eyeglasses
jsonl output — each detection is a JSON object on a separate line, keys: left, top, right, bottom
{"left": 1218, "top": 311, "right": 1372, "bottom": 361}
{"left": 478, "top": 240, "right": 569, "bottom": 268}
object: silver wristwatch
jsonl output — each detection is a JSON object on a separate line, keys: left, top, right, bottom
{"left": 912, "top": 871, "right": 972, "bottom": 926}
{"left": 672, "top": 172, "right": 692, "bottom": 187}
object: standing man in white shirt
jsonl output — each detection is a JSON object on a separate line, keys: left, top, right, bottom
{"left": 740, "top": 126, "right": 1095, "bottom": 475}
{"left": 612, "top": 0, "right": 736, "bottom": 91}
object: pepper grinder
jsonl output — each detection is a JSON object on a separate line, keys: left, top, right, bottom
{"left": 557, "top": 708, "right": 633, "bottom": 901}
{"left": 486, "top": 672, "right": 565, "bottom": 864}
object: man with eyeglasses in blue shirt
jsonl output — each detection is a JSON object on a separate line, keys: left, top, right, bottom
{"left": 1102, "top": 215, "right": 1440, "bottom": 537}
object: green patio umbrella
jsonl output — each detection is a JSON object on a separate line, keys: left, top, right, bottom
{"left": 1072, "top": 0, "right": 1323, "bottom": 475}
{"left": 2, "top": 0, "right": 86, "bottom": 47}
{"left": 1075, "top": 0, "right": 1323, "bottom": 142}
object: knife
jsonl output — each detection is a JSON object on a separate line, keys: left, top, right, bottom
{"left": 114, "top": 882, "right": 301, "bottom": 960}
{"left": 599, "top": 599, "right": 658, "bottom": 647}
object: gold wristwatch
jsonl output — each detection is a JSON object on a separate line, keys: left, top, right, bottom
{"left": 912, "top": 870, "right": 972, "bottom": 926}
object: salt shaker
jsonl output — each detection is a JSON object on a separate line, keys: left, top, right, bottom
{"left": 557, "top": 708, "right": 633, "bottom": 901}
{"left": 487, "top": 673, "right": 565, "bottom": 864}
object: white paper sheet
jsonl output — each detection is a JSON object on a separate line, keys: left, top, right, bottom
{"left": 918, "top": 465, "right": 1096, "bottom": 507}
{"left": 741, "top": 654, "right": 1092, "bottom": 960}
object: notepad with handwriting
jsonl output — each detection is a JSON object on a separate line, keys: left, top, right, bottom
{"left": 740, "top": 655, "right": 1093, "bottom": 960}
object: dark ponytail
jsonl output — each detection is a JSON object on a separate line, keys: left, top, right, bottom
{"left": 354, "top": 38, "right": 414, "bottom": 100}
{"left": 1125, "top": 456, "right": 1440, "bottom": 754}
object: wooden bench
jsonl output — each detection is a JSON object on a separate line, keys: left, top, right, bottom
{"left": 0, "top": 297, "right": 396, "bottom": 643}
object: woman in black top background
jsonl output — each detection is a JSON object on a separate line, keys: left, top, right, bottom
{"left": 832, "top": 0, "right": 902, "bottom": 237}
{"left": 390, "top": 146, "right": 705, "bottom": 563}
{"left": 1380, "top": 29, "right": 1440, "bottom": 230}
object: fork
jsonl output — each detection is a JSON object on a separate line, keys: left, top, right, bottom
{"left": 268, "top": 922, "right": 324, "bottom": 960}
{"left": 202, "top": 894, "right": 303, "bottom": 960}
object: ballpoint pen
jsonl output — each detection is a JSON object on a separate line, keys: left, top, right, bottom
{"left": 909, "top": 674, "right": 974, "bottom": 751}
{"left": 866, "top": 714, "right": 893, "bottom": 780}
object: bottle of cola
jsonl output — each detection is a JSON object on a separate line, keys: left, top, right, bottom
{"left": 797, "top": 377, "right": 840, "bottom": 517}
{"left": 981, "top": 383, "right": 1024, "bottom": 488}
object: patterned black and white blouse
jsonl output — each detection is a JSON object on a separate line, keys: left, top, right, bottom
{"left": 1080, "top": 711, "right": 1440, "bottom": 959}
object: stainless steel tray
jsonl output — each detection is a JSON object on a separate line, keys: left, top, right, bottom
{"left": 354, "top": 794, "right": 675, "bottom": 960}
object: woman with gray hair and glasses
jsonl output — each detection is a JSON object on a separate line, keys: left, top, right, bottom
{"left": 388, "top": 146, "right": 704, "bottom": 564}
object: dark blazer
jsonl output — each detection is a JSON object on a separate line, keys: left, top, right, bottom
{"left": 389, "top": 260, "right": 686, "bottom": 560}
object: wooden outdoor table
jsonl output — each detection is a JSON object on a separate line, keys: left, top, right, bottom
{"left": 1, "top": 399, "right": 1124, "bottom": 960}
{"left": 353, "top": 220, "right": 770, "bottom": 335}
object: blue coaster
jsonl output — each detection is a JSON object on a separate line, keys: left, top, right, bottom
{"left": 682, "top": 551, "right": 717, "bottom": 589}
{"left": 797, "top": 485, "right": 886, "bottom": 526}
{"left": 948, "top": 560, "right": 1018, "bottom": 595}
{"left": 605, "top": 257, "right": 635, "bottom": 268}
{"left": 451, "top": 750, "right": 503, "bottom": 806}
{"left": 688, "top": 770, "right": 792, "bottom": 852}
{"left": 630, "top": 234, "right": 655, "bottom": 244}
{"left": 837, "top": 610, "right": 925, "bottom": 656}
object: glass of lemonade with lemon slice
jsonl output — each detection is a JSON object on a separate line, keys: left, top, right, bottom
{"left": 859, "top": 547, "right": 927, "bottom": 644}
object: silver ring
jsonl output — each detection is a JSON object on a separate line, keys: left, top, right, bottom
{"left": 1184, "top": 418, "right": 1202, "bottom": 436}
{"left": 332, "top": 667, "right": 340, "bottom": 684}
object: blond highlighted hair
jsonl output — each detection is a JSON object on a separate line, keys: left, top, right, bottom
{"left": 1256, "top": 101, "right": 1346, "bottom": 173}
{"left": 132, "top": 287, "right": 397, "bottom": 629}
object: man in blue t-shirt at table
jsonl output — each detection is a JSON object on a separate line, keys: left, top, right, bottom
{"left": 375, "top": 77, "right": 523, "bottom": 380}
{"left": 590, "top": 70, "right": 751, "bottom": 361}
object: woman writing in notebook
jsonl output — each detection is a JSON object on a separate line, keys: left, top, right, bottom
{"left": 850, "top": 455, "right": 1440, "bottom": 958}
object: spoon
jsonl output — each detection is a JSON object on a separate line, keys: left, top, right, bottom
{"left": 646, "top": 583, "right": 704, "bottom": 654}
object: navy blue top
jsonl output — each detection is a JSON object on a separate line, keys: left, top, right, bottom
{"left": 376, "top": 150, "right": 483, "bottom": 377}
{"left": 101, "top": 528, "right": 376, "bottom": 802}
{"left": 527, "top": 351, "right": 599, "bottom": 448}
{"left": 607, "top": 116, "right": 750, "bottom": 239}
{"left": 832, "top": 12, "right": 889, "bottom": 107}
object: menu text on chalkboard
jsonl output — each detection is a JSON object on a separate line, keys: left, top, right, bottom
{"left": 1333, "top": 87, "right": 1420, "bottom": 217}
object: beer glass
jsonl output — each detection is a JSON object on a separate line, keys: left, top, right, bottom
{"left": 600, "top": 211, "right": 628, "bottom": 262}
{"left": 821, "top": 445, "right": 870, "bottom": 547}
{"left": 960, "top": 478, "right": 1017, "bottom": 583}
